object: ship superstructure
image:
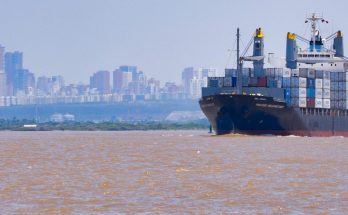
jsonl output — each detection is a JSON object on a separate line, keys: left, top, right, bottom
{"left": 200, "top": 13, "right": 348, "bottom": 136}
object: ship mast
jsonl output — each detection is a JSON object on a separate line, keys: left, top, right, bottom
{"left": 306, "top": 13, "right": 328, "bottom": 52}
{"left": 236, "top": 28, "right": 242, "bottom": 94}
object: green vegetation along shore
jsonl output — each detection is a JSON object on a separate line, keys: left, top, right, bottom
{"left": 0, "top": 119, "right": 209, "bottom": 131}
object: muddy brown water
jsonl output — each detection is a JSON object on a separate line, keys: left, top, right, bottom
{"left": 0, "top": 131, "right": 347, "bottom": 214}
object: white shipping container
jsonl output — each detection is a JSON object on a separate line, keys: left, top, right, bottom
{"left": 315, "top": 79, "right": 323, "bottom": 89}
{"left": 323, "top": 79, "right": 330, "bottom": 89}
{"left": 282, "top": 69, "right": 291, "bottom": 77}
{"left": 315, "top": 89, "right": 323, "bottom": 98}
{"left": 323, "top": 99, "right": 330, "bottom": 109}
{"left": 323, "top": 71, "right": 330, "bottom": 80}
{"left": 299, "top": 98, "right": 307, "bottom": 107}
{"left": 299, "top": 77, "right": 307, "bottom": 88}
{"left": 315, "top": 98, "right": 323, "bottom": 108}
{"left": 323, "top": 88, "right": 330, "bottom": 99}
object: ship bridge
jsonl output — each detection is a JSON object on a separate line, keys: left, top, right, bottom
{"left": 286, "top": 13, "right": 348, "bottom": 69}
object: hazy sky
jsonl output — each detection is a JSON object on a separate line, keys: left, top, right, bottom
{"left": 0, "top": 0, "right": 347, "bottom": 84}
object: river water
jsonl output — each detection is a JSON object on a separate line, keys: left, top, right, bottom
{"left": 0, "top": 131, "right": 347, "bottom": 214}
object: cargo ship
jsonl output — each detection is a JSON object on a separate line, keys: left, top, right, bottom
{"left": 199, "top": 13, "right": 348, "bottom": 136}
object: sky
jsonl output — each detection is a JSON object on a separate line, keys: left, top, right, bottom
{"left": 0, "top": 0, "right": 348, "bottom": 85}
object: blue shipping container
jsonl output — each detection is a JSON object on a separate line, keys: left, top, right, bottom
{"left": 307, "top": 78, "right": 315, "bottom": 88}
{"left": 284, "top": 88, "right": 291, "bottom": 99}
{"left": 307, "top": 88, "right": 315, "bottom": 97}
{"left": 232, "top": 77, "right": 237, "bottom": 87}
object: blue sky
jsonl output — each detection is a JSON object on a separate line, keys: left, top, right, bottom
{"left": 0, "top": 0, "right": 347, "bottom": 84}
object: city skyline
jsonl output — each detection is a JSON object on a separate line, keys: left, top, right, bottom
{"left": 1, "top": 0, "right": 347, "bottom": 84}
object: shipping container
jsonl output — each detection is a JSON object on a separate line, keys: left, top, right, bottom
{"left": 337, "top": 72, "right": 348, "bottom": 81}
{"left": 323, "top": 71, "right": 330, "bottom": 80}
{"left": 282, "top": 78, "right": 291, "bottom": 88}
{"left": 315, "top": 79, "right": 323, "bottom": 88}
{"left": 315, "top": 89, "right": 323, "bottom": 98}
{"left": 315, "top": 98, "right": 323, "bottom": 108}
{"left": 316, "top": 70, "right": 323, "bottom": 79}
{"left": 331, "top": 81, "right": 337, "bottom": 90}
{"left": 290, "top": 97, "right": 307, "bottom": 107}
{"left": 323, "top": 99, "right": 330, "bottom": 109}
{"left": 282, "top": 69, "right": 291, "bottom": 77}
{"left": 291, "top": 88, "right": 306, "bottom": 98}
{"left": 291, "top": 69, "right": 299, "bottom": 77}
{"left": 340, "top": 101, "right": 348, "bottom": 109}
{"left": 323, "top": 88, "right": 330, "bottom": 99}
{"left": 223, "top": 77, "right": 232, "bottom": 87}
{"left": 306, "top": 98, "right": 315, "bottom": 108}
{"left": 323, "top": 79, "right": 330, "bottom": 89}
{"left": 299, "top": 68, "right": 315, "bottom": 78}
{"left": 249, "top": 77, "right": 258, "bottom": 87}
{"left": 208, "top": 78, "right": 219, "bottom": 87}
{"left": 225, "top": 69, "right": 237, "bottom": 77}
{"left": 232, "top": 77, "right": 237, "bottom": 87}
{"left": 257, "top": 77, "right": 267, "bottom": 87}
{"left": 331, "top": 72, "right": 339, "bottom": 81}
{"left": 338, "top": 82, "right": 348, "bottom": 91}
{"left": 339, "top": 90, "right": 348, "bottom": 100}
{"left": 290, "top": 77, "right": 307, "bottom": 88}
{"left": 331, "top": 91, "right": 339, "bottom": 100}
{"left": 307, "top": 78, "right": 315, "bottom": 88}
{"left": 284, "top": 88, "right": 291, "bottom": 99}
{"left": 307, "top": 88, "right": 315, "bottom": 98}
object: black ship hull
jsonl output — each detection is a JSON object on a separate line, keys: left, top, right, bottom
{"left": 199, "top": 94, "right": 348, "bottom": 137}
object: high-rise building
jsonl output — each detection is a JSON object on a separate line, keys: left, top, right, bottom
{"left": 0, "top": 45, "right": 5, "bottom": 72}
{"left": 0, "top": 45, "right": 6, "bottom": 96}
{"left": 14, "top": 69, "right": 35, "bottom": 95}
{"left": 182, "top": 67, "right": 195, "bottom": 95}
{"left": 5, "top": 51, "right": 23, "bottom": 95}
{"left": 120, "top": 65, "right": 137, "bottom": 81}
{"left": 0, "top": 73, "right": 6, "bottom": 96}
{"left": 51, "top": 75, "right": 65, "bottom": 94}
{"left": 90, "top": 70, "right": 111, "bottom": 94}
{"left": 37, "top": 76, "right": 50, "bottom": 95}
{"left": 113, "top": 66, "right": 135, "bottom": 93}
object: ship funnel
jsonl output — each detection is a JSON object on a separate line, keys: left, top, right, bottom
{"left": 333, "top": 30, "right": 344, "bottom": 57}
{"left": 253, "top": 28, "right": 264, "bottom": 77}
{"left": 286, "top": 32, "right": 297, "bottom": 69}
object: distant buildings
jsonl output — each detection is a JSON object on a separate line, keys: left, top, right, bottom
{"left": 0, "top": 42, "right": 219, "bottom": 106}
{"left": 182, "top": 67, "right": 218, "bottom": 98}
{"left": 90, "top": 70, "right": 111, "bottom": 94}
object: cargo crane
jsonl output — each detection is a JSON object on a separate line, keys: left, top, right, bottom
{"left": 236, "top": 28, "right": 265, "bottom": 93}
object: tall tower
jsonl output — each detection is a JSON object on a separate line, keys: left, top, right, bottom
{"left": 0, "top": 45, "right": 6, "bottom": 96}
{"left": 253, "top": 28, "right": 264, "bottom": 77}
{"left": 286, "top": 32, "right": 297, "bottom": 69}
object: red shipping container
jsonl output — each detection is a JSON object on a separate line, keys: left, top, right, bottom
{"left": 257, "top": 77, "right": 267, "bottom": 87}
{"left": 306, "top": 98, "right": 315, "bottom": 108}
